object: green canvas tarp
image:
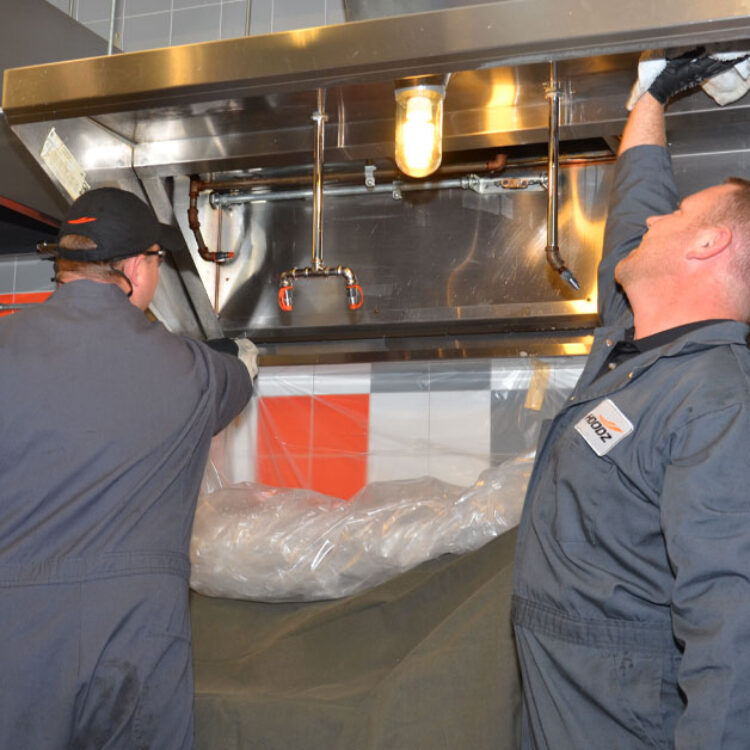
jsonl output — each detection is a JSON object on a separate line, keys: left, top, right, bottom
{"left": 191, "top": 528, "right": 521, "bottom": 749}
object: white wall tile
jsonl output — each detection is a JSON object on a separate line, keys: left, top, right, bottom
{"left": 271, "top": 0, "right": 325, "bottom": 32}
{"left": 427, "top": 390, "right": 491, "bottom": 486}
{"left": 491, "top": 358, "right": 532, "bottom": 390}
{"left": 368, "top": 454, "right": 431, "bottom": 483}
{"left": 55, "top": 0, "right": 347, "bottom": 52}
{"left": 313, "top": 363, "right": 371, "bottom": 395}
{"left": 123, "top": 10, "right": 171, "bottom": 51}
{"left": 171, "top": 4, "right": 222, "bottom": 45}
{"left": 368, "top": 392, "right": 429, "bottom": 482}
{"left": 426, "top": 453, "right": 487, "bottom": 489}
{"left": 256, "top": 365, "right": 315, "bottom": 397}
{"left": 249, "top": 0, "right": 272, "bottom": 34}
{"left": 220, "top": 0, "right": 249, "bottom": 38}
{"left": 76, "top": 0, "right": 119, "bottom": 23}
{"left": 127, "top": 0, "right": 172, "bottom": 14}
{"left": 173, "top": 0, "right": 219, "bottom": 9}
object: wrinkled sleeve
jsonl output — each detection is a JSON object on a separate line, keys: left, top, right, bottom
{"left": 199, "top": 342, "right": 253, "bottom": 434}
{"left": 598, "top": 145, "right": 679, "bottom": 326}
{"left": 660, "top": 402, "right": 750, "bottom": 748}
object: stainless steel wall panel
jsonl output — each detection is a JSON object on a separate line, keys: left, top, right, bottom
{"left": 180, "top": 163, "right": 606, "bottom": 341}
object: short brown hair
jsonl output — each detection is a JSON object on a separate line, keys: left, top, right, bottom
{"left": 713, "top": 178, "right": 750, "bottom": 316}
{"left": 55, "top": 234, "right": 125, "bottom": 283}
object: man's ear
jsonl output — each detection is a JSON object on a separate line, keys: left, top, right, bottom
{"left": 686, "top": 225, "right": 733, "bottom": 260}
{"left": 119, "top": 255, "right": 139, "bottom": 284}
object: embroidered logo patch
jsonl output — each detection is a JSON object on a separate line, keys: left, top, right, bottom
{"left": 574, "top": 398, "right": 634, "bottom": 456}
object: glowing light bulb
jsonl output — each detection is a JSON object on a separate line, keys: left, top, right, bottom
{"left": 394, "top": 84, "right": 445, "bottom": 178}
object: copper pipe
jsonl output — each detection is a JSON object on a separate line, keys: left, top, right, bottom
{"left": 187, "top": 175, "right": 234, "bottom": 263}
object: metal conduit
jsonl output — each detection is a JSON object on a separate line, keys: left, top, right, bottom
{"left": 107, "top": 0, "right": 118, "bottom": 55}
{"left": 200, "top": 152, "right": 611, "bottom": 197}
{"left": 544, "top": 62, "right": 580, "bottom": 290}
{"left": 208, "top": 153, "right": 613, "bottom": 208}
{"left": 311, "top": 88, "right": 326, "bottom": 271}
{"left": 211, "top": 175, "right": 544, "bottom": 206}
{"left": 215, "top": 178, "right": 463, "bottom": 206}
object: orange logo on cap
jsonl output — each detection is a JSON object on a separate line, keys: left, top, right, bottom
{"left": 68, "top": 216, "right": 97, "bottom": 224}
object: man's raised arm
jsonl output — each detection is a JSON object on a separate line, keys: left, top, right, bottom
{"left": 618, "top": 92, "right": 666, "bottom": 155}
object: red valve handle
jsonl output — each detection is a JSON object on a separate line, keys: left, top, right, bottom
{"left": 347, "top": 284, "right": 364, "bottom": 311}
{"left": 278, "top": 286, "right": 293, "bottom": 312}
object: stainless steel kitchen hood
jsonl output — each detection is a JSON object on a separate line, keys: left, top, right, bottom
{"left": 3, "top": 0, "right": 750, "bottom": 355}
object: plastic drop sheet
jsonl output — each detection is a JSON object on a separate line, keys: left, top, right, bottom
{"left": 191, "top": 454, "right": 532, "bottom": 601}
{"left": 190, "top": 356, "right": 583, "bottom": 601}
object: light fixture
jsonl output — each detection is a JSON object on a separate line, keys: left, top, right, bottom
{"left": 394, "top": 77, "right": 447, "bottom": 178}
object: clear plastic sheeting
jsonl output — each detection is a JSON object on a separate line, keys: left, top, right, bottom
{"left": 190, "top": 355, "right": 584, "bottom": 602}
{"left": 190, "top": 453, "right": 533, "bottom": 602}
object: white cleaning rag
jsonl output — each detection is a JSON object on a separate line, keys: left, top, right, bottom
{"left": 627, "top": 46, "right": 750, "bottom": 110}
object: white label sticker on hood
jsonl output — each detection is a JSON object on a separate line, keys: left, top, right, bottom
{"left": 574, "top": 398, "right": 634, "bottom": 456}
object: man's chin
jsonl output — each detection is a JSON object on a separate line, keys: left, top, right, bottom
{"left": 614, "top": 259, "right": 627, "bottom": 286}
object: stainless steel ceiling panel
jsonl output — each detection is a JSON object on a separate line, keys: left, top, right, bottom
{"left": 13, "top": 53, "right": 741, "bottom": 181}
{"left": 5, "top": 1, "right": 750, "bottom": 123}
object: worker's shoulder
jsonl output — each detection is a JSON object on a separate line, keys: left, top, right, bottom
{"left": 672, "top": 339, "right": 750, "bottom": 412}
{"left": 150, "top": 326, "right": 246, "bottom": 379}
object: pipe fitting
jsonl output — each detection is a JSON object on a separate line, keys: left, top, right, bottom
{"left": 277, "top": 265, "right": 364, "bottom": 311}
{"left": 188, "top": 176, "right": 235, "bottom": 263}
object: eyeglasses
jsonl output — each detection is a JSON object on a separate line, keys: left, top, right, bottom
{"left": 143, "top": 248, "right": 167, "bottom": 266}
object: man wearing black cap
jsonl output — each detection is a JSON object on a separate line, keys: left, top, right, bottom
{"left": 0, "top": 187, "right": 255, "bottom": 749}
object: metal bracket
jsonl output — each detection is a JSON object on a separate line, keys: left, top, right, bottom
{"left": 364, "top": 164, "right": 377, "bottom": 190}
{"left": 463, "top": 173, "right": 548, "bottom": 194}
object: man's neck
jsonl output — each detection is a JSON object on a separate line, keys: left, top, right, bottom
{"left": 627, "top": 277, "right": 741, "bottom": 339}
{"left": 631, "top": 301, "right": 740, "bottom": 339}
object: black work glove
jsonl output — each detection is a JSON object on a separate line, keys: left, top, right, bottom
{"left": 206, "top": 338, "right": 239, "bottom": 356}
{"left": 206, "top": 337, "right": 258, "bottom": 378}
{"left": 648, "top": 47, "right": 749, "bottom": 104}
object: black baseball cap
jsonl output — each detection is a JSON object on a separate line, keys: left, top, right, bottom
{"left": 54, "top": 187, "right": 179, "bottom": 262}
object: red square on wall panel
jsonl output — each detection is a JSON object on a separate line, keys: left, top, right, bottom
{"left": 256, "top": 395, "right": 314, "bottom": 489}
{"left": 0, "top": 291, "right": 52, "bottom": 318}
{"left": 311, "top": 394, "right": 369, "bottom": 500}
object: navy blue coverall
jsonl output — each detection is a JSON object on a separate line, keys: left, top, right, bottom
{"left": 0, "top": 280, "right": 252, "bottom": 749}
